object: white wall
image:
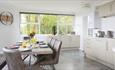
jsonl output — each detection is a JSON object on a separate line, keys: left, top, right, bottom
{"left": 101, "top": 16, "right": 115, "bottom": 38}
{"left": 0, "top": 5, "right": 21, "bottom": 51}
{"left": 101, "top": 16, "right": 115, "bottom": 32}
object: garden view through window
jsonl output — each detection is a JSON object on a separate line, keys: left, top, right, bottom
{"left": 20, "top": 13, "right": 75, "bottom": 35}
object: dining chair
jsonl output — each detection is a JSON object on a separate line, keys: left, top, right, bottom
{"left": 47, "top": 37, "right": 53, "bottom": 44}
{"left": 38, "top": 40, "right": 62, "bottom": 70}
{"left": 3, "top": 47, "right": 41, "bottom": 70}
{"left": 0, "top": 54, "right": 6, "bottom": 69}
{"left": 50, "top": 38, "right": 56, "bottom": 49}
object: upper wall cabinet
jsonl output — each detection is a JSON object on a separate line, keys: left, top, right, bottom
{"left": 111, "top": 1, "right": 115, "bottom": 15}
{"left": 96, "top": 1, "right": 115, "bottom": 18}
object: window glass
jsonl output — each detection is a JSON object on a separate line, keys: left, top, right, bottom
{"left": 40, "top": 15, "right": 57, "bottom": 34}
{"left": 20, "top": 13, "right": 74, "bottom": 35}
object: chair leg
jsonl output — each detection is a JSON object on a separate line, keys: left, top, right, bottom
{"left": 51, "top": 65, "right": 55, "bottom": 70}
{"left": 0, "top": 61, "right": 6, "bottom": 69}
{"left": 22, "top": 55, "right": 29, "bottom": 61}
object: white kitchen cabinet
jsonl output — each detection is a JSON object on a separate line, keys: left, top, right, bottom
{"left": 96, "top": 5, "right": 106, "bottom": 17}
{"left": 93, "top": 38, "right": 107, "bottom": 61}
{"left": 85, "top": 39, "right": 95, "bottom": 57}
{"left": 96, "top": 2, "right": 112, "bottom": 17}
{"left": 111, "top": 1, "right": 115, "bottom": 15}
{"left": 85, "top": 38, "right": 101, "bottom": 58}
{"left": 106, "top": 39, "right": 115, "bottom": 65}
{"left": 85, "top": 38, "right": 115, "bottom": 69}
{"left": 85, "top": 38, "right": 107, "bottom": 61}
{"left": 70, "top": 35, "right": 80, "bottom": 48}
{"left": 61, "top": 35, "right": 70, "bottom": 48}
{"left": 96, "top": 1, "right": 115, "bottom": 17}
{"left": 54, "top": 35, "right": 80, "bottom": 48}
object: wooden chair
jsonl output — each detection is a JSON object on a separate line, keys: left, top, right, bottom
{"left": 3, "top": 47, "right": 40, "bottom": 70}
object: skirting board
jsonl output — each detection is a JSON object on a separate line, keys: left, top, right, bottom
{"left": 61, "top": 47, "right": 79, "bottom": 51}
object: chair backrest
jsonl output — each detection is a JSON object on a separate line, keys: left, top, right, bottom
{"left": 47, "top": 37, "right": 53, "bottom": 44}
{"left": 53, "top": 40, "right": 62, "bottom": 63}
{"left": 50, "top": 38, "right": 56, "bottom": 48}
{"left": 3, "top": 48, "right": 25, "bottom": 70}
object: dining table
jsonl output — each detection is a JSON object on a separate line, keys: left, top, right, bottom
{"left": 19, "top": 45, "right": 53, "bottom": 55}
{"left": 4, "top": 42, "right": 53, "bottom": 70}
{"left": 10, "top": 42, "right": 53, "bottom": 55}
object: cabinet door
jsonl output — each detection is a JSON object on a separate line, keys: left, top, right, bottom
{"left": 85, "top": 39, "right": 95, "bottom": 57}
{"left": 106, "top": 39, "right": 115, "bottom": 65}
{"left": 70, "top": 35, "right": 80, "bottom": 48}
{"left": 85, "top": 38, "right": 107, "bottom": 62}
{"left": 92, "top": 39, "right": 107, "bottom": 61}
{"left": 61, "top": 35, "right": 70, "bottom": 48}
{"left": 111, "top": 1, "right": 115, "bottom": 15}
{"left": 96, "top": 6, "right": 105, "bottom": 17}
{"left": 54, "top": 35, "right": 70, "bottom": 48}
{"left": 96, "top": 3, "right": 112, "bottom": 17}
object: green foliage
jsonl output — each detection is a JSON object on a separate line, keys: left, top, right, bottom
{"left": 58, "top": 16, "right": 74, "bottom": 34}
{"left": 40, "top": 15, "right": 57, "bottom": 34}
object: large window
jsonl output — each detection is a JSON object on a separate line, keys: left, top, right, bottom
{"left": 20, "top": 12, "right": 75, "bottom": 35}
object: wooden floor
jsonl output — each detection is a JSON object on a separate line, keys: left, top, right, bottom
{"left": 3, "top": 49, "right": 113, "bottom": 70}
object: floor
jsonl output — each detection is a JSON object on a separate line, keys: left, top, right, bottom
{"left": 3, "top": 49, "right": 113, "bottom": 70}
{"left": 55, "top": 49, "right": 113, "bottom": 70}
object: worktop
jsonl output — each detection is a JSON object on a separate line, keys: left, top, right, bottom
{"left": 87, "top": 37, "right": 115, "bottom": 39}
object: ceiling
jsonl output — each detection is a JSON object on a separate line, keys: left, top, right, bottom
{"left": 0, "top": 0, "right": 114, "bottom": 14}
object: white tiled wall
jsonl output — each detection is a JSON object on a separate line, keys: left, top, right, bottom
{"left": 101, "top": 16, "right": 115, "bottom": 38}
{"left": 101, "top": 16, "right": 115, "bottom": 31}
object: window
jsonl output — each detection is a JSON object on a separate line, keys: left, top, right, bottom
{"left": 40, "top": 15, "right": 57, "bottom": 34}
{"left": 57, "top": 16, "right": 74, "bottom": 34}
{"left": 20, "top": 12, "right": 75, "bottom": 35}
{"left": 20, "top": 14, "right": 40, "bottom": 35}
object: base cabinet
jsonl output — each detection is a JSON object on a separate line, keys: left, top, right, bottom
{"left": 85, "top": 39, "right": 94, "bottom": 57}
{"left": 106, "top": 39, "right": 115, "bottom": 65}
{"left": 54, "top": 35, "right": 80, "bottom": 48}
{"left": 85, "top": 38, "right": 115, "bottom": 69}
{"left": 94, "top": 39, "right": 107, "bottom": 61}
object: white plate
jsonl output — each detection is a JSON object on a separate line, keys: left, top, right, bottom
{"left": 39, "top": 45, "right": 48, "bottom": 48}
{"left": 18, "top": 48, "right": 31, "bottom": 52}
